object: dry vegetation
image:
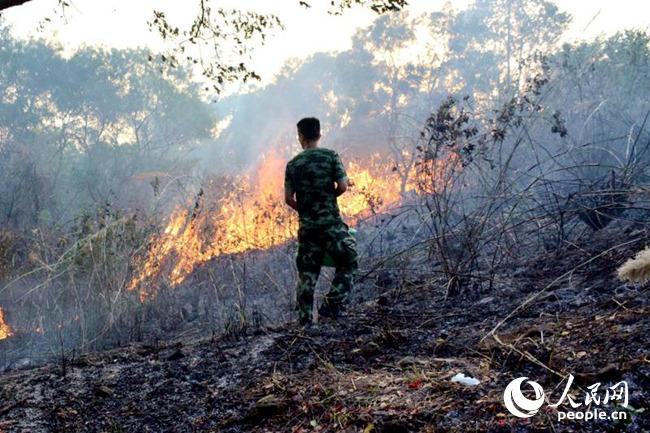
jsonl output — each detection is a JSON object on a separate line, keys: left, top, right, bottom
{"left": 0, "top": 219, "right": 648, "bottom": 432}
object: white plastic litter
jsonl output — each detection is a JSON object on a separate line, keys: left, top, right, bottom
{"left": 451, "top": 373, "right": 480, "bottom": 386}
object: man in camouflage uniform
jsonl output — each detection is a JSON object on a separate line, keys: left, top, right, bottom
{"left": 284, "top": 117, "right": 358, "bottom": 325}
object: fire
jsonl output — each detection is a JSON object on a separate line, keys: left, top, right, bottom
{"left": 128, "top": 152, "right": 296, "bottom": 300}
{"left": 0, "top": 308, "right": 13, "bottom": 340}
{"left": 129, "top": 150, "right": 458, "bottom": 300}
{"left": 339, "top": 158, "right": 403, "bottom": 221}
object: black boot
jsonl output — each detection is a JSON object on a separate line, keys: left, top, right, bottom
{"left": 318, "top": 301, "right": 341, "bottom": 321}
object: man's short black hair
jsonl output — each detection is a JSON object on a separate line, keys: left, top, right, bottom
{"left": 297, "top": 117, "right": 321, "bottom": 141}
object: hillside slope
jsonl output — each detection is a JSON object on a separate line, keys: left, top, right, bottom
{"left": 1, "top": 224, "right": 649, "bottom": 433}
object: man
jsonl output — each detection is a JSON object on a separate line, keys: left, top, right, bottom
{"left": 284, "top": 117, "right": 358, "bottom": 326}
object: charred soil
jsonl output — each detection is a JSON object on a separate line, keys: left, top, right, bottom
{"left": 0, "top": 224, "right": 649, "bottom": 433}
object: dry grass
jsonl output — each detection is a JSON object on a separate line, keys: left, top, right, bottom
{"left": 617, "top": 247, "right": 650, "bottom": 284}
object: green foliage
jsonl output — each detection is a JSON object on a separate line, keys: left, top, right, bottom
{"left": 0, "top": 28, "right": 216, "bottom": 230}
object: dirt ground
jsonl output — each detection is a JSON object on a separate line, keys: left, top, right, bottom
{"left": 0, "top": 224, "right": 648, "bottom": 433}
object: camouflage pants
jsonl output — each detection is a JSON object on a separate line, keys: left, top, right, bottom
{"left": 296, "top": 223, "right": 358, "bottom": 323}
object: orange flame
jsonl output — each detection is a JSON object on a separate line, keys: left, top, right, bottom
{"left": 0, "top": 308, "right": 13, "bottom": 340}
{"left": 129, "top": 150, "right": 458, "bottom": 300}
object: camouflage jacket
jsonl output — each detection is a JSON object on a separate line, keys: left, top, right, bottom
{"left": 284, "top": 148, "right": 348, "bottom": 230}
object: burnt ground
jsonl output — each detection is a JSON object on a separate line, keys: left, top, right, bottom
{"left": 0, "top": 224, "right": 649, "bottom": 433}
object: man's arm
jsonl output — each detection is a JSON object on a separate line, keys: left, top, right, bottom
{"left": 334, "top": 178, "right": 349, "bottom": 196}
{"left": 333, "top": 152, "right": 351, "bottom": 197}
{"left": 284, "top": 163, "right": 298, "bottom": 211}
{"left": 285, "top": 189, "right": 298, "bottom": 211}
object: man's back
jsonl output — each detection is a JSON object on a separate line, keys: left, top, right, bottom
{"left": 286, "top": 117, "right": 358, "bottom": 326}
{"left": 284, "top": 147, "right": 347, "bottom": 229}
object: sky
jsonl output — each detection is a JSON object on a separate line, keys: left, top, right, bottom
{"left": 2, "top": 0, "right": 649, "bottom": 89}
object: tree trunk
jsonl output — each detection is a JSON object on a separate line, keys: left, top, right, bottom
{"left": 0, "top": 0, "right": 33, "bottom": 12}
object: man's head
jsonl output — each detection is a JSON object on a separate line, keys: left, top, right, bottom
{"left": 297, "top": 117, "right": 321, "bottom": 148}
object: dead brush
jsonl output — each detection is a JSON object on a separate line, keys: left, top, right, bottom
{"left": 617, "top": 247, "right": 650, "bottom": 284}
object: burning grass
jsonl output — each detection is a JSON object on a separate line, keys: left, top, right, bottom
{"left": 128, "top": 151, "right": 458, "bottom": 300}
{"left": 0, "top": 308, "right": 12, "bottom": 340}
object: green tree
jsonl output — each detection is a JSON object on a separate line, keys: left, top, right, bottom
{"left": 0, "top": 28, "right": 215, "bottom": 229}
